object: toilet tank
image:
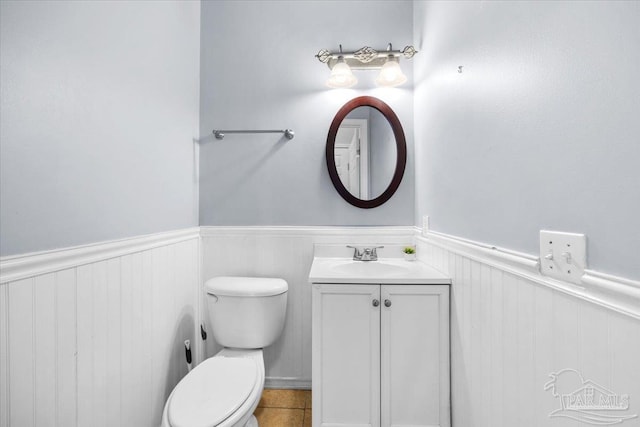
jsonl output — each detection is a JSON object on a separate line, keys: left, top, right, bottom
{"left": 205, "top": 277, "right": 288, "bottom": 349}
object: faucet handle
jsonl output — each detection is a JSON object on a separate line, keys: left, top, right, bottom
{"left": 346, "top": 245, "right": 384, "bottom": 261}
{"left": 346, "top": 245, "right": 363, "bottom": 260}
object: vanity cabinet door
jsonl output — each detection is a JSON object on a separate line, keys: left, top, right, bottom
{"left": 312, "top": 284, "right": 381, "bottom": 427}
{"left": 380, "top": 285, "right": 450, "bottom": 427}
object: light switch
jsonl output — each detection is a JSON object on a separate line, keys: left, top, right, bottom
{"left": 539, "top": 230, "right": 586, "bottom": 284}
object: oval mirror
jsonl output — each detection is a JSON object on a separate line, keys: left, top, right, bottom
{"left": 326, "top": 96, "right": 407, "bottom": 208}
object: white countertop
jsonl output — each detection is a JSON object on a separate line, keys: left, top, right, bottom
{"left": 308, "top": 256, "right": 451, "bottom": 284}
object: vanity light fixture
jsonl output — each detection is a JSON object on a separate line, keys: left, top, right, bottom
{"left": 326, "top": 54, "right": 358, "bottom": 88}
{"left": 375, "top": 56, "right": 407, "bottom": 87}
{"left": 316, "top": 43, "right": 417, "bottom": 88}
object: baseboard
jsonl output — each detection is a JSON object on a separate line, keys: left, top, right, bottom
{"left": 264, "top": 377, "right": 312, "bottom": 390}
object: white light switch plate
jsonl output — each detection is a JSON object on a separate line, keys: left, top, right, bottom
{"left": 539, "top": 230, "right": 586, "bottom": 284}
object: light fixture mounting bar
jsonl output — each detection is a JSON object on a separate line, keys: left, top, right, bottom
{"left": 316, "top": 44, "right": 417, "bottom": 70}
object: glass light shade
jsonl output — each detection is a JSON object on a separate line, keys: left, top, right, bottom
{"left": 326, "top": 58, "right": 357, "bottom": 88}
{"left": 375, "top": 57, "right": 407, "bottom": 87}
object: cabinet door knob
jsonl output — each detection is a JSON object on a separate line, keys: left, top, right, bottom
{"left": 384, "top": 299, "right": 392, "bottom": 307}
{"left": 372, "top": 299, "right": 380, "bottom": 307}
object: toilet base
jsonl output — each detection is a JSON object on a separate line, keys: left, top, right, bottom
{"left": 245, "top": 415, "right": 258, "bottom": 427}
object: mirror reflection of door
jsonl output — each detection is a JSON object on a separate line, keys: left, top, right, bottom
{"left": 333, "top": 107, "right": 396, "bottom": 201}
{"left": 334, "top": 119, "right": 369, "bottom": 198}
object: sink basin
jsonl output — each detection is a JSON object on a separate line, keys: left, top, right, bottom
{"left": 308, "top": 256, "right": 451, "bottom": 284}
{"left": 330, "top": 260, "right": 411, "bottom": 277}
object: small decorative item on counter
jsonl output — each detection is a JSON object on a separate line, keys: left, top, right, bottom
{"left": 403, "top": 246, "right": 416, "bottom": 261}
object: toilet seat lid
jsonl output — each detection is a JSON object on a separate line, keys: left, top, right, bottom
{"left": 168, "top": 357, "right": 258, "bottom": 427}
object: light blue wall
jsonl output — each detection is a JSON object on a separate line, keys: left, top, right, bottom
{"left": 0, "top": 1, "right": 200, "bottom": 256}
{"left": 5, "top": 0, "right": 634, "bottom": 282}
{"left": 199, "top": 0, "right": 414, "bottom": 226}
{"left": 413, "top": 1, "right": 640, "bottom": 279}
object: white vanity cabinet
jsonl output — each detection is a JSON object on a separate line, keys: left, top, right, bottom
{"left": 312, "top": 283, "right": 450, "bottom": 427}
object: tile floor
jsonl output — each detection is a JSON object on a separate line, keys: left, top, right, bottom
{"left": 254, "top": 389, "right": 312, "bottom": 427}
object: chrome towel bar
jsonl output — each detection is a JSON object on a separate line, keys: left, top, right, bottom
{"left": 212, "top": 129, "right": 295, "bottom": 140}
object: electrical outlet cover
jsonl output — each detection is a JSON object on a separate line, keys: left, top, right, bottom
{"left": 539, "top": 230, "right": 586, "bottom": 284}
{"left": 422, "top": 215, "right": 429, "bottom": 236}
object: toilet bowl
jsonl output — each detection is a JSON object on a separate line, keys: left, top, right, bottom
{"left": 161, "top": 277, "right": 288, "bottom": 427}
{"left": 160, "top": 349, "right": 264, "bottom": 427}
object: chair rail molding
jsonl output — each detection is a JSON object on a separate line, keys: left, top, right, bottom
{"left": 0, "top": 227, "right": 200, "bottom": 284}
{"left": 416, "top": 229, "right": 640, "bottom": 320}
{"left": 200, "top": 225, "right": 416, "bottom": 238}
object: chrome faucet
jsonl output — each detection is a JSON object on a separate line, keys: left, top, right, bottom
{"left": 347, "top": 245, "right": 384, "bottom": 261}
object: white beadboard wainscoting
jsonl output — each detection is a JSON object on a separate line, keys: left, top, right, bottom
{"left": 417, "top": 231, "right": 640, "bottom": 427}
{"left": 2, "top": 224, "right": 638, "bottom": 427}
{"left": 0, "top": 228, "right": 201, "bottom": 427}
{"left": 200, "top": 226, "right": 415, "bottom": 389}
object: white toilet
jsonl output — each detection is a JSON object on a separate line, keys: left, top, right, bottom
{"left": 161, "top": 276, "right": 288, "bottom": 427}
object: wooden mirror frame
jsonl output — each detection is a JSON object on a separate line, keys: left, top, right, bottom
{"left": 326, "top": 96, "right": 407, "bottom": 209}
